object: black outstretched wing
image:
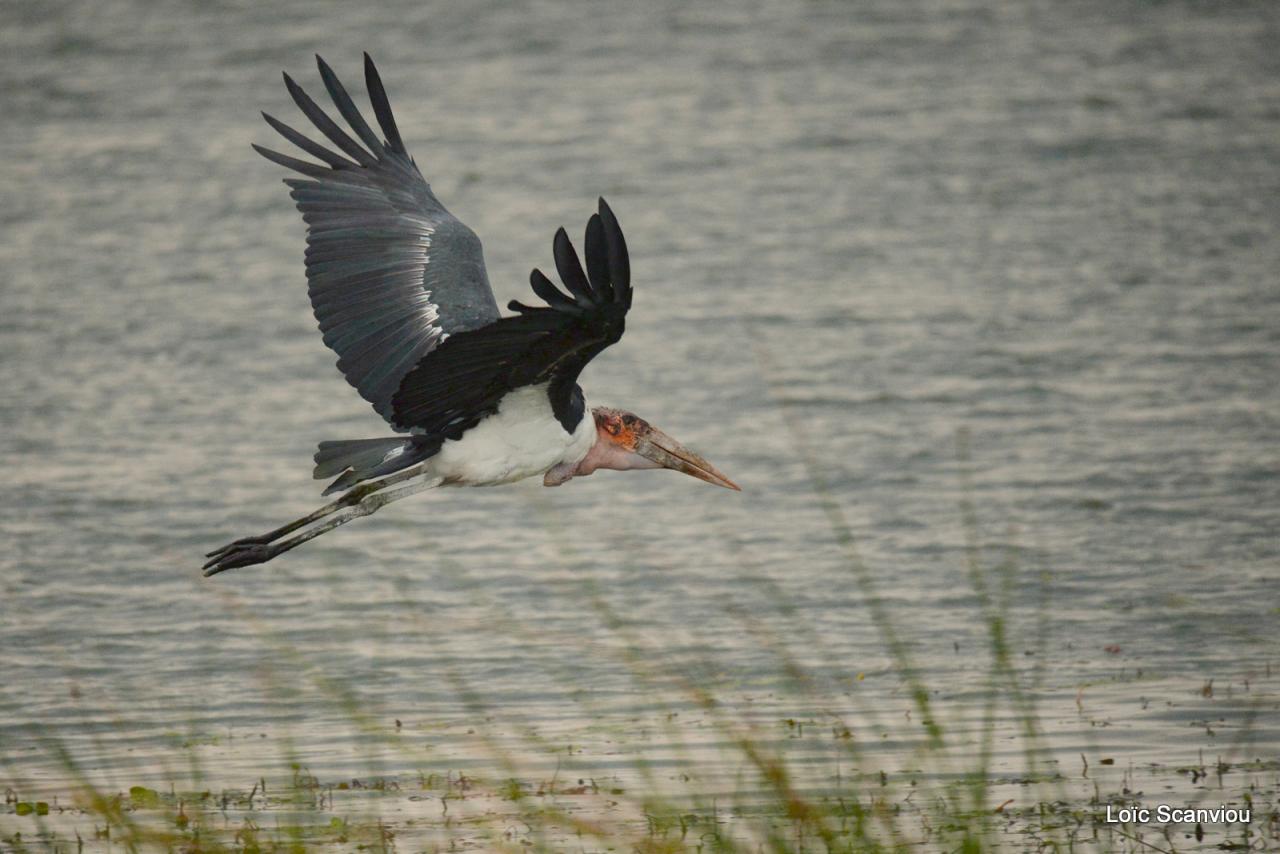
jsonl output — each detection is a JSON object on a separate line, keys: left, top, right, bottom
{"left": 390, "top": 198, "right": 633, "bottom": 436}
{"left": 254, "top": 54, "right": 500, "bottom": 426}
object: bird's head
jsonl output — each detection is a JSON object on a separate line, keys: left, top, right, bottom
{"left": 546, "top": 406, "right": 740, "bottom": 490}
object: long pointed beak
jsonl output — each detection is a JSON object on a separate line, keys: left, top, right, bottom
{"left": 635, "top": 428, "right": 741, "bottom": 491}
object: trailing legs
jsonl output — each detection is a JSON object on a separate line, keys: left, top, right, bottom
{"left": 202, "top": 468, "right": 441, "bottom": 576}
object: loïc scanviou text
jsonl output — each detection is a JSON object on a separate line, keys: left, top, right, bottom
{"left": 1105, "top": 805, "right": 1251, "bottom": 824}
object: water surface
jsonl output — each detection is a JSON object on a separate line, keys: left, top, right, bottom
{"left": 2, "top": 0, "right": 1278, "bottom": 848}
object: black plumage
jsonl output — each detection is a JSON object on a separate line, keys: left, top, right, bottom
{"left": 391, "top": 199, "right": 632, "bottom": 434}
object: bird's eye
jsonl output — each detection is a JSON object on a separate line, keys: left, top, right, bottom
{"left": 606, "top": 419, "right": 622, "bottom": 435}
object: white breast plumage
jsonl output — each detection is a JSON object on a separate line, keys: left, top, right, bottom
{"left": 427, "top": 384, "right": 595, "bottom": 486}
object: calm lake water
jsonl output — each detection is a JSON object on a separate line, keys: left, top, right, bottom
{"left": 2, "top": 0, "right": 1278, "bottom": 849}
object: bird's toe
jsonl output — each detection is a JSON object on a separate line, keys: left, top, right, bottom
{"left": 204, "top": 535, "right": 271, "bottom": 559}
{"left": 202, "top": 543, "right": 276, "bottom": 576}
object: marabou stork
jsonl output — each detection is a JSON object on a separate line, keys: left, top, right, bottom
{"left": 203, "top": 55, "right": 739, "bottom": 576}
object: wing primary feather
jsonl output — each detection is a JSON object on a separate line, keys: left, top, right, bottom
{"left": 598, "top": 197, "right": 630, "bottom": 305}
{"left": 529, "top": 268, "right": 579, "bottom": 311}
{"left": 553, "top": 227, "right": 594, "bottom": 302}
{"left": 363, "top": 53, "right": 406, "bottom": 154}
{"left": 583, "top": 213, "right": 614, "bottom": 303}
{"left": 262, "top": 112, "right": 356, "bottom": 168}
{"left": 315, "top": 54, "right": 386, "bottom": 157}
{"left": 283, "top": 71, "right": 377, "bottom": 168}
{"left": 252, "top": 143, "right": 338, "bottom": 180}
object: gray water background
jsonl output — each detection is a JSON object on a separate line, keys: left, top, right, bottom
{"left": 2, "top": 0, "right": 1278, "bottom": 843}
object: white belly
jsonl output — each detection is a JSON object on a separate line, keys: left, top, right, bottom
{"left": 427, "top": 384, "right": 595, "bottom": 486}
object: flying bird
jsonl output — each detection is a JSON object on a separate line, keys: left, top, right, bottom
{"left": 203, "top": 54, "right": 738, "bottom": 576}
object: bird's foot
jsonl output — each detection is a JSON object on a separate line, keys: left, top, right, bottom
{"left": 202, "top": 541, "right": 279, "bottom": 576}
{"left": 204, "top": 533, "right": 273, "bottom": 562}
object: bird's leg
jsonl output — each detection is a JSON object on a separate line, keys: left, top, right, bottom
{"left": 205, "top": 485, "right": 367, "bottom": 556}
{"left": 203, "top": 464, "right": 430, "bottom": 561}
{"left": 202, "top": 476, "right": 443, "bottom": 576}
{"left": 202, "top": 486, "right": 372, "bottom": 561}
